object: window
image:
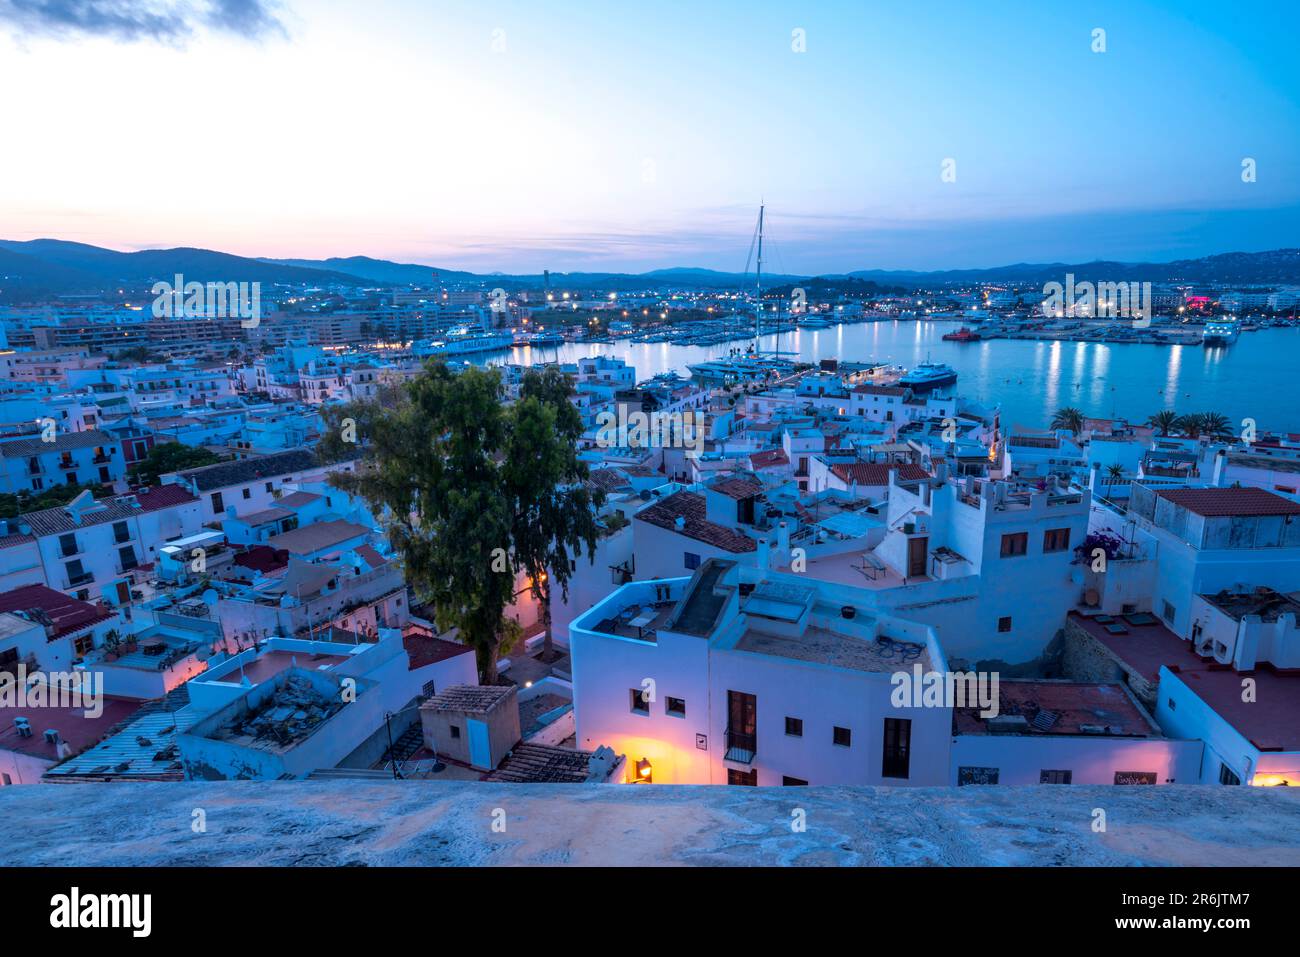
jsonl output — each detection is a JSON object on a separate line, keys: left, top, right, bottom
{"left": 58, "top": 533, "right": 78, "bottom": 558}
{"left": 784, "top": 716, "right": 803, "bottom": 737}
{"left": 1039, "top": 769, "right": 1072, "bottom": 784}
{"left": 998, "top": 616, "right": 1012, "bottom": 633}
{"left": 727, "top": 768, "right": 758, "bottom": 786}
{"left": 833, "top": 726, "right": 852, "bottom": 747}
{"left": 1219, "top": 763, "right": 1241, "bottom": 786}
{"left": 782, "top": 776, "right": 808, "bottom": 786}
{"left": 684, "top": 552, "right": 701, "bottom": 570}
{"left": 1160, "top": 600, "right": 1177, "bottom": 624}
{"left": 118, "top": 546, "right": 137, "bottom": 571}
{"left": 265, "top": 482, "right": 274, "bottom": 493}
{"left": 882, "top": 718, "right": 911, "bottom": 779}
{"left": 73, "top": 635, "right": 93, "bottom": 655}
{"left": 65, "top": 472, "right": 77, "bottom": 485}
{"left": 449, "top": 725, "right": 460, "bottom": 739}
{"left": 630, "top": 688, "right": 650, "bottom": 715}
{"left": 211, "top": 491, "right": 224, "bottom": 514}
{"left": 666, "top": 696, "right": 686, "bottom": 717}
{"left": 1000, "top": 532, "right": 1028, "bottom": 557}
{"left": 1167, "top": 698, "right": 1176, "bottom": 711}
{"left": 1042, "top": 527, "right": 1071, "bottom": 552}
{"left": 112, "top": 521, "right": 130, "bottom": 544}
{"left": 242, "top": 487, "right": 252, "bottom": 500}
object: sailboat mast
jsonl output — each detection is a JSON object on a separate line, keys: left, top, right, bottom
{"left": 754, "top": 204, "right": 764, "bottom": 347}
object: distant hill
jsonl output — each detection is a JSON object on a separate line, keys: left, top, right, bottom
{"left": 262, "top": 256, "right": 477, "bottom": 285}
{"left": 2, "top": 239, "right": 1298, "bottom": 302}
{"left": 0, "top": 239, "right": 371, "bottom": 299}
{"left": 843, "top": 249, "right": 1300, "bottom": 286}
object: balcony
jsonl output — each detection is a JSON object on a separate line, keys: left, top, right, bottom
{"left": 724, "top": 728, "right": 756, "bottom": 764}
{"left": 64, "top": 571, "right": 94, "bottom": 588}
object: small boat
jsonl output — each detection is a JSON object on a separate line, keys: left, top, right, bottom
{"left": 941, "top": 326, "right": 981, "bottom": 342}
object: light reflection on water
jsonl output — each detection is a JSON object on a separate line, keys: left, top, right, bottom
{"left": 496, "top": 321, "right": 1300, "bottom": 432}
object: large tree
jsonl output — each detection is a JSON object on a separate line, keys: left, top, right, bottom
{"left": 320, "top": 360, "right": 602, "bottom": 681}
{"left": 504, "top": 367, "right": 605, "bottom": 663}
{"left": 1148, "top": 409, "right": 1180, "bottom": 436}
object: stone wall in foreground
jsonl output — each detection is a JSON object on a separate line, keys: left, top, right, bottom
{"left": 1, "top": 781, "right": 1298, "bottom": 866}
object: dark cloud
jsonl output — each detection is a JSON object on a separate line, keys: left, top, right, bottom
{"left": 0, "top": 0, "right": 286, "bottom": 43}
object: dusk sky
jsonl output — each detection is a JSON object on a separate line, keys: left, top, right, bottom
{"left": 1, "top": 0, "right": 1296, "bottom": 274}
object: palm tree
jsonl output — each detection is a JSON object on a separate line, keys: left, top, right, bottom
{"left": 1199, "top": 412, "right": 1230, "bottom": 438}
{"left": 1175, "top": 413, "right": 1205, "bottom": 438}
{"left": 1050, "top": 406, "right": 1085, "bottom": 437}
{"left": 1148, "top": 410, "right": 1180, "bottom": 436}
{"left": 1105, "top": 463, "right": 1126, "bottom": 498}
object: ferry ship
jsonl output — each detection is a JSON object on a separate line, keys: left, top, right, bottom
{"left": 419, "top": 331, "right": 514, "bottom": 358}
{"left": 899, "top": 361, "right": 958, "bottom": 391}
{"left": 797, "top": 317, "right": 833, "bottom": 329}
{"left": 687, "top": 354, "right": 797, "bottom": 384}
{"left": 1202, "top": 318, "right": 1240, "bottom": 346}
{"left": 941, "top": 326, "right": 981, "bottom": 342}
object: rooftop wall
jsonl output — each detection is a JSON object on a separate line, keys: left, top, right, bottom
{"left": 2, "top": 782, "right": 1297, "bottom": 866}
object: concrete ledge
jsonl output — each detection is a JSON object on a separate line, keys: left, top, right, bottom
{"left": 2, "top": 782, "right": 1298, "bottom": 866}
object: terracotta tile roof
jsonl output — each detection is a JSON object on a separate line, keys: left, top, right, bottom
{"left": 708, "top": 476, "right": 763, "bottom": 499}
{"left": 0, "top": 429, "right": 112, "bottom": 459}
{"left": 636, "top": 491, "right": 757, "bottom": 553}
{"left": 852, "top": 384, "right": 909, "bottom": 396}
{"left": 748, "top": 448, "right": 789, "bottom": 470}
{"left": 830, "top": 462, "right": 930, "bottom": 486}
{"left": 423, "top": 684, "right": 514, "bottom": 715}
{"left": 17, "top": 486, "right": 197, "bottom": 538}
{"left": 173, "top": 447, "right": 318, "bottom": 492}
{"left": 403, "top": 634, "right": 474, "bottom": 671}
{"left": 588, "top": 467, "right": 631, "bottom": 492}
{"left": 266, "top": 519, "right": 371, "bottom": 555}
{"left": 1156, "top": 487, "right": 1300, "bottom": 517}
{"left": 0, "top": 584, "right": 115, "bottom": 638}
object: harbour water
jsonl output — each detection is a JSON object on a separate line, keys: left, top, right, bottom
{"left": 501, "top": 321, "right": 1300, "bottom": 433}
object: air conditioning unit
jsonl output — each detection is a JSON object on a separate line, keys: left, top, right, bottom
{"left": 14, "top": 717, "right": 32, "bottom": 738}
{"left": 43, "top": 729, "right": 61, "bottom": 745}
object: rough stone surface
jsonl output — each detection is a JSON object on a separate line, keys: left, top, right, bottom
{"left": 2, "top": 782, "right": 1297, "bottom": 866}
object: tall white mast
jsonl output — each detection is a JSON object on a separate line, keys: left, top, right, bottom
{"left": 755, "top": 203, "right": 764, "bottom": 345}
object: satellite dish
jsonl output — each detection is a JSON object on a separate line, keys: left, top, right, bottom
{"left": 201, "top": 589, "right": 218, "bottom": 607}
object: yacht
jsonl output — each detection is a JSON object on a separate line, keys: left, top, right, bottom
{"left": 899, "top": 361, "right": 958, "bottom": 391}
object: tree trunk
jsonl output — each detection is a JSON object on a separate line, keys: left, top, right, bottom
{"left": 537, "top": 581, "right": 560, "bottom": 663}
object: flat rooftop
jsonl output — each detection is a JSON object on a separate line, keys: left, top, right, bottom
{"left": 202, "top": 649, "right": 349, "bottom": 686}
{"left": 953, "top": 680, "right": 1158, "bottom": 737}
{"left": 1071, "top": 612, "right": 1300, "bottom": 752}
{"left": 1202, "top": 588, "right": 1300, "bottom": 623}
{"left": 735, "top": 624, "right": 931, "bottom": 674}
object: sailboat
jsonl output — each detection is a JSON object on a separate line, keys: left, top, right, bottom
{"left": 688, "top": 204, "right": 798, "bottom": 385}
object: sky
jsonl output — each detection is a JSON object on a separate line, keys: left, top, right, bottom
{"left": 0, "top": 0, "right": 1297, "bottom": 274}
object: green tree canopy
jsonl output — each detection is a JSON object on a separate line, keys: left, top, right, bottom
{"left": 131, "top": 442, "right": 223, "bottom": 486}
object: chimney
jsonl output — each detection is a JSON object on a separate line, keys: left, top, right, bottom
{"left": 776, "top": 521, "right": 790, "bottom": 560}
{"left": 756, "top": 536, "right": 771, "bottom": 570}
{"left": 1212, "top": 449, "right": 1228, "bottom": 487}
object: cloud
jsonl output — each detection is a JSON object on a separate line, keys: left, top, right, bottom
{"left": 0, "top": 0, "right": 286, "bottom": 43}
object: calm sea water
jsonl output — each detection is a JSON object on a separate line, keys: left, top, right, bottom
{"left": 497, "top": 321, "right": 1300, "bottom": 433}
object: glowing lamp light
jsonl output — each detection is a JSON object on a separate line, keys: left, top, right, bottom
{"left": 635, "top": 758, "right": 653, "bottom": 783}
{"left": 1251, "top": 774, "right": 1293, "bottom": 787}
